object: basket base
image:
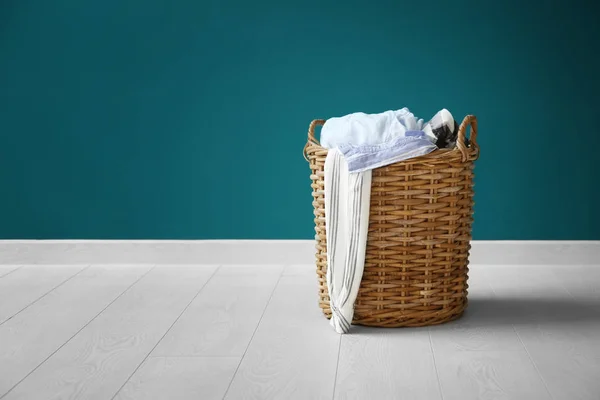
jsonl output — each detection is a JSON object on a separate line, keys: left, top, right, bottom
{"left": 320, "top": 299, "right": 467, "bottom": 328}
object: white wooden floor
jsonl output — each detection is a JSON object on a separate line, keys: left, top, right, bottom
{"left": 0, "top": 264, "right": 598, "bottom": 400}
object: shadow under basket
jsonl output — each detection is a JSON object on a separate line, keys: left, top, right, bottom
{"left": 303, "top": 115, "right": 480, "bottom": 328}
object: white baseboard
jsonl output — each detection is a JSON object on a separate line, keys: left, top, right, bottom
{"left": 0, "top": 240, "right": 598, "bottom": 265}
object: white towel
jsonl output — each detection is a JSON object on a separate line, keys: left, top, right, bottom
{"left": 324, "top": 148, "right": 372, "bottom": 334}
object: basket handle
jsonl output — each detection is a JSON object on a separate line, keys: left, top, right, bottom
{"left": 303, "top": 119, "right": 326, "bottom": 162}
{"left": 456, "top": 115, "right": 479, "bottom": 161}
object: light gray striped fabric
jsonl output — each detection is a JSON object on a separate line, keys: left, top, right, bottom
{"left": 324, "top": 148, "right": 372, "bottom": 334}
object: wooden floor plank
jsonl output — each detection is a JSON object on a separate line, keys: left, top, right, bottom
{"left": 334, "top": 327, "right": 441, "bottom": 400}
{"left": 2, "top": 265, "right": 217, "bottom": 400}
{"left": 153, "top": 265, "right": 283, "bottom": 357}
{"left": 549, "top": 265, "right": 600, "bottom": 300}
{"left": 434, "top": 350, "right": 550, "bottom": 400}
{"left": 0, "top": 265, "right": 86, "bottom": 324}
{"left": 516, "top": 309, "right": 600, "bottom": 400}
{"left": 0, "top": 265, "right": 152, "bottom": 397}
{"left": 0, "top": 266, "right": 21, "bottom": 279}
{"left": 224, "top": 265, "right": 340, "bottom": 400}
{"left": 114, "top": 357, "right": 240, "bottom": 400}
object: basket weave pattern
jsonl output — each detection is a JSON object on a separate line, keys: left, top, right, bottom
{"left": 304, "top": 115, "right": 480, "bottom": 327}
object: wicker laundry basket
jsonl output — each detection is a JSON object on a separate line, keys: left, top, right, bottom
{"left": 303, "top": 115, "right": 480, "bottom": 328}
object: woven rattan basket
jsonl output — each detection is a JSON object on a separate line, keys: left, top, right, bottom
{"left": 303, "top": 115, "right": 480, "bottom": 328}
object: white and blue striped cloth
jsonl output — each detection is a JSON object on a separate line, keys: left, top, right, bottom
{"left": 338, "top": 130, "right": 437, "bottom": 173}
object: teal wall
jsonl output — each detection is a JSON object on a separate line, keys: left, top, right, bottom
{"left": 1, "top": 0, "right": 598, "bottom": 240}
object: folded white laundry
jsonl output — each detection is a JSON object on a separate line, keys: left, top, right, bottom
{"left": 320, "top": 108, "right": 424, "bottom": 149}
{"left": 324, "top": 148, "right": 371, "bottom": 334}
{"left": 320, "top": 107, "right": 458, "bottom": 174}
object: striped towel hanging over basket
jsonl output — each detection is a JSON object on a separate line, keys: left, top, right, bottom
{"left": 303, "top": 115, "right": 480, "bottom": 328}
